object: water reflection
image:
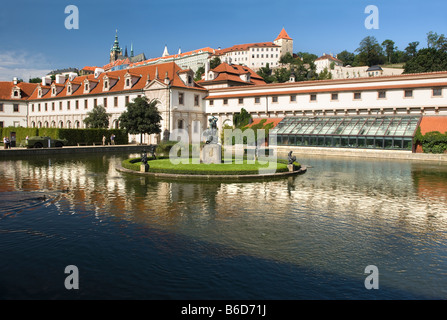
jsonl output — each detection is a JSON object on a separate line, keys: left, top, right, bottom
{"left": 1, "top": 153, "right": 447, "bottom": 299}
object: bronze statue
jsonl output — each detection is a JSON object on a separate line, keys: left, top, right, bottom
{"left": 288, "top": 151, "right": 296, "bottom": 164}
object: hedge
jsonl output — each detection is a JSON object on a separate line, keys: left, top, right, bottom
{"left": 121, "top": 157, "right": 294, "bottom": 175}
{"left": 1, "top": 127, "right": 38, "bottom": 145}
{"left": 1, "top": 127, "right": 127, "bottom": 146}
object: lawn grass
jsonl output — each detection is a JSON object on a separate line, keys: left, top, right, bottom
{"left": 122, "top": 157, "right": 294, "bottom": 175}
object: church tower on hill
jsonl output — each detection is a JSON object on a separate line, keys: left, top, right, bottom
{"left": 110, "top": 30, "right": 123, "bottom": 63}
{"left": 274, "top": 27, "right": 293, "bottom": 57}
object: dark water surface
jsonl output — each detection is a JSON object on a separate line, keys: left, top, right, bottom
{"left": 0, "top": 152, "right": 446, "bottom": 299}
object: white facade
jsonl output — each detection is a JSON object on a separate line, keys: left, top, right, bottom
{"left": 205, "top": 72, "right": 447, "bottom": 131}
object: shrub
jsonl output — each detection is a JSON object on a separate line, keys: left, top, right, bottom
{"left": 416, "top": 130, "right": 447, "bottom": 154}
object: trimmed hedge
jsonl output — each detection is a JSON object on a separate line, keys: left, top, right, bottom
{"left": 1, "top": 127, "right": 38, "bottom": 145}
{"left": 1, "top": 127, "right": 127, "bottom": 146}
{"left": 121, "top": 157, "right": 294, "bottom": 175}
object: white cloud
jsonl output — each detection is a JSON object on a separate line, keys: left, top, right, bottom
{"left": 0, "top": 51, "right": 52, "bottom": 81}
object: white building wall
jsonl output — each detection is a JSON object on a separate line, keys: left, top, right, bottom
{"left": 0, "top": 101, "right": 28, "bottom": 128}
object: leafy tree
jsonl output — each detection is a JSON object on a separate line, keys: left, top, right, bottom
{"left": 355, "top": 36, "right": 385, "bottom": 66}
{"left": 296, "top": 52, "right": 318, "bottom": 65}
{"left": 194, "top": 66, "right": 205, "bottom": 81}
{"left": 210, "top": 57, "right": 221, "bottom": 69}
{"left": 381, "top": 39, "right": 396, "bottom": 64}
{"left": 336, "top": 50, "right": 356, "bottom": 66}
{"left": 404, "top": 41, "right": 419, "bottom": 60}
{"left": 233, "top": 108, "right": 252, "bottom": 128}
{"left": 118, "top": 97, "right": 162, "bottom": 142}
{"left": 426, "top": 31, "right": 447, "bottom": 52}
{"left": 83, "top": 105, "right": 110, "bottom": 128}
{"left": 318, "top": 68, "right": 332, "bottom": 80}
{"left": 279, "top": 52, "right": 294, "bottom": 65}
{"left": 256, "top": 63, "right": 275, "bottom": 83}
{"left": 273, "top": 67, "right": 291, "bottom": 83}
{"left": 404, "top": 47, "right": 447, "bottom": 73}
{"left": 29, "top": 77, "right": 42, "bottom": 83}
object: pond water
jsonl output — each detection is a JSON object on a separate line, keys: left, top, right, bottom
{"left": 0, "top": 152, "right": 446, "bottom": 300}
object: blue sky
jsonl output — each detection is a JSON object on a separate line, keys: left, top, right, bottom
{"left": 0, "top": 0, "right": 446, "bottom": 81}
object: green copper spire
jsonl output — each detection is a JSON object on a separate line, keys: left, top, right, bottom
{"left": 111, "top": 29, "right": 121, "bottom": 53}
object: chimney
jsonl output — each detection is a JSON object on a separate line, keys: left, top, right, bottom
{"left": 42, "top": 76, "right": 51, "bottom": 86}
{"left": 55, "top": 74, "right": 65, "bottom": 84}
{"left": 68, "top": 73, "right": 77, "bottom": 81}
{"left": 94, "top": 68, "right": 104, "bottom": 78}
{"left": 13, "top": 77, "right": 18, "bottom": 85}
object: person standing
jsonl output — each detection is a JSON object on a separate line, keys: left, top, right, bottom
{"left": 102, "top": 135, "right": 106, "bottom": 146}
{"left": 110, "top": 134, "right": 115, "bottom": 145}
{"left": 3, "top": 137, "right": 7, "bottom": 149}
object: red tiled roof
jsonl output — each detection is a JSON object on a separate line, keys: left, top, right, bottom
{"left": 315, "top": 54, "right": 343, "bottom": 63}
{"left": 197, "top": 62, "right": 266, "bottom": 86}
{"left": 214, "top": 42, "right": 279, "bottom": 56}
{"left": 0, "top": 81, "right": 38, "bottom": 100}
{"left": 82, "top": 66, "right": 97, "bottom": 71}
{"left": 28, "top": 62, "right": 206, "bottom": 101}
{"left": 275, "top": 28, "right": 292, "bottom": 41}
{"left": 129, "top": 47, "right": 215, "bottom": 68}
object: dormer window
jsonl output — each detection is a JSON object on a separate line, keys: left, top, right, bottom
{"left": 85, "top": 84, "right": 89, "bottom": 91}
{"left": 126, "top": 78, "right": 130, "bottom": 87}
{"left": 67, "top": 85, "right": 71, "bottom": 94}
{"left": 104, "top": 81, "right": 108, "bottom": 89}
{"left": 38, "top": 89, "right": 42, "bottom": 98}
{"left": 52, "top": 88, "right": 56, "bottom": 95}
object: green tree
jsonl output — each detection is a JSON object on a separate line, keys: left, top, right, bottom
{"left": 233, "top": 108, "right": 252, "bottom": 128}
{"left": 404, "top": 47, "right": 447, "bottom": 73}
{"left": 29, "top": 77, "right": 42, "bottom": 83}
{"left": 118, "top": 97, "right": 162, "bottom": 141}
{"left": 426, "top": 31, "right": 447, "bottom": 52}
{"left": 381, "top": 39, "right": 396, "bottom": 64}
{"left": 404, "top": 41, "right": 419, "bottom": 61}
{"left": 210, "top": 57, "right": 221, "bottom": 69}
{"left": 318, "top": 68, "right": 332, "bottom": 80}
{"left": 273, "top": 67, "right": 291, "bottom": 83}
{"left": 279, "top": 52, "right": 294, "bottom": 65}
{"left": 83, "top": 105, "right": 110, "bottom": 128}
{"left": 256, "top": 63, "right": 275, "bottom": 83}
{"left": 355, "top": 36, "right": 385, "bottom": 66}
{"left": 337, "top": 50, "right": 356, "bottom": 66}
{"left": 194, "top": 66, "right": 205, "bottom": 81}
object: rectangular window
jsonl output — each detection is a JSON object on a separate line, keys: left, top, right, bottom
{"left": 209, "top": 100, "right": 214, "bottom": 106}
{"left": 38, "top": 104, "right": 41, "bottom": 112}
{"left": 310, "top": 94, "right": 317, "bottom": 101}
{"left": 45, "top": 103, "right": 48, "bottom": 111}
{"left": 238, "top": 98, "right": 244, "bottom": 104}
{"left": 0, "top": 121, "right": 3, "bottom": 128}
{"left": 255, "top": 97, "right": 261, "bottom": 104}
{"left": 59, "top": 102, "right": 62, "bottom": 110}
{"left": 52, "top": 102, "right": 55, "bottom": 111}
{"left": 223, "top": 99, "right": 228, "bottom": 105}
{"left": 331, "top": 93, "right": 338, "bottom": 101}
{"left": 178, "top": 119, "right": 183, "bottom": 129}
{"left": 67, "top": 101, "right": 70, "bottom": 110}
{"left": 194, "top": 94, "right": 199, "bottom": 106}
{"left": 433, "top": 88, "right": 442, "bottom": 97}
{"left": 0, "top": 103, "right": 3, "bottom": 112}
{"left": 290, "top": 95, "right": 297, "bottom": 102}
{"left": 94, "top": 99, "right": 97, "bottom": 107}
{"left": 104, "top": 97, "right": 107, "bottom": 108}
{"left": 178, "top": 93, "right": 184, "bottom": 105}
{"left": 378, "top": 91, "right": 386, "bottom": 99}
{"left": 114, "top": 97, "right": 118, "bottom": 107}
{"left": 272, "top": 96, "right": 278, "bottom": 103}
{"left": 84, "top": 99, "right": 88, "bottom": 109}
{"left": 75, "top": 100, "right": 79, "bottom": 109}
{"left": 13, "top": 104, "right": 19, "bottom": 112}
{"left": 31, "top": 104, "right": 34, "bottom": 112}
{"left": 354, "top": 92, "right": 361, "bottom": 100}
{"left": 404, "top": 89, "right": 413, "bottom": 98}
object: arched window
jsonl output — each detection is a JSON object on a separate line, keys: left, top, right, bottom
{"left": 66, "top": 120, "right": 71, "bottom": 128}
{"left": 44, "top": 121, "right": 48, "bottom": 127}
{"left": 59, "top": 121, "right": 64, "bottom": 128}
{"left": 51, "top": 121, "right": 56, "bottom": 128}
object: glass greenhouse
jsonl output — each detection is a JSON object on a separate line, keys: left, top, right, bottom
{"left": 270, "top": 115, "right": 422, "bottom": 150}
